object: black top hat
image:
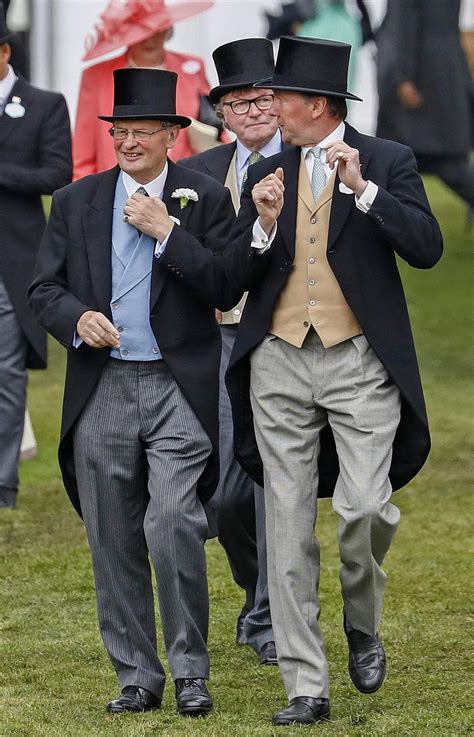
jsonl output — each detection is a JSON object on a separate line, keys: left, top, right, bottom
{"left": 98, "top": 68, "right": 192, "bottom": 127}
{"left": 255, "top": 36, "right": 362, "bottom": 101}
{"left": 0, "top": 1, "right": 14, "bottom": 45}
{"left": 209, "top": 38, "right": 275, "bottom": 104}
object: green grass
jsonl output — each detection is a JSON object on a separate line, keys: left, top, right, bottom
{"left": 1, "top": 178, "right": 473, "bottom": 736}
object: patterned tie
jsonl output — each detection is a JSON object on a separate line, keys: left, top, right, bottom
{"left": 241, "top": 151, "right": 264, "bottom": 192}
{"left": 310, "top": 146, "right": 326, "bottom": 202}
{"left": 135, "top": 186, "right": 149, "bottom": 197}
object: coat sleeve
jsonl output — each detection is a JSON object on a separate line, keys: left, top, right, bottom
{"left": 28, "top": 191, "right": 94, "bottom": 347}
{"left": 158, "top": 181, "right": 267, "bottom": 309}
{"left": 0, "top": 93, "right": 72, "bottom": 194}
{"left": 365, "top": 144, "right": 443, "bottom": 268}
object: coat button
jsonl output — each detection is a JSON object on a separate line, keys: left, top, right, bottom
{"left": 309, "top": 299, "right": 316, "bottom": 306}
{"left": 122, "top": 349, "right": 129, "bottom": 356}
{"left": 309, "top": 279, "right": 316, "bottom": 286}
{"left": 152, "top": 347, "right": 159, "bottom": 354}
{"left": 118, "top": 326, "right": 124, "bottom": 332}
{"left": 311, "top": 217, "right": 316, "bottom": 224}
{"left": 309, "top": 257, "right": 315, "bottom": 264}
{"left": 309, "top": 237, "right": 316, "bottom": 244}
{"left": 303, "top": 320, "right": 309, "bottom": 327}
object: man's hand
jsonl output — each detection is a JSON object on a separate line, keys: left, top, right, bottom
{"left": 324, "top": 141, "right": 367, "bottom": 198}
{"left": 252, "top": 167, "right": 285, "bottom": 235}
{"left": 123, "top": 192, "right": 175, "bottom": 242}
{"left": 398, "top": 81, "right": 423, "bottom": 109}
{"left": 76, "top": 310, "right": 120, "bottom": 349}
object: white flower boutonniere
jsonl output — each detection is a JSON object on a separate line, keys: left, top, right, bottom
{"left": 171, "top": 188, "right": 199, "bottom": 210}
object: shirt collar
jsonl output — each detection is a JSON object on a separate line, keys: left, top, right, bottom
{"left": 0, "top": 65, "right": 18, "bottom": 103}
{"left": 121, "top": 162, "right": 168, "bottom": 198}
{"left": 302, "top": 121, "right": 346, "bottom": 165}
{"left": 236, "top": 129, "right": 282, "bottom": 172}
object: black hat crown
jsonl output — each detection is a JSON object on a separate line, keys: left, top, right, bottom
{"left": 209, "top": 37, "right": 275, "bottom": 104}
{"left": 255, "top": 36, "right": 362, "bottom": 101}
{"left": 98, "top": 68, "right": 191, "bottom": 127}
{"left": 0, "top": 1, "right": 13, "bottom": 46}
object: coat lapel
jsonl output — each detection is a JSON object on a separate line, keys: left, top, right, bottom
{"left": 277, "top": 147, "right": 301, "bottom": 260}
{"left": 83, "top": 167, "right": 119, "bottom": 315}
{"left": 327, "top": 123, "right": 372, "bottom": 251}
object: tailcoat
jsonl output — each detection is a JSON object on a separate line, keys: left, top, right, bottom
{"left": 376, "top": 0, "right": 472, "bottom": 155}
{"left": 0, "top": 76, "right": 72, "bottom": 368}
{"left": 29, "top": 161, "right": 235, "bottom": 515}
{"left": 160, "top": 124, "right": 443, "bottom": 496}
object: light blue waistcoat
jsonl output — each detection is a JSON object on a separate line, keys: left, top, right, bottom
{"left": 109, "top": 177, "right": 162, "bottom": 361}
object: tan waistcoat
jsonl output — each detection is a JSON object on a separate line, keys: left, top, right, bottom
{"left": 270, "top": 153, "right": 361, "bottom": 348}
{"left": 220, "top": 150, "right": 248, "bottom": 325}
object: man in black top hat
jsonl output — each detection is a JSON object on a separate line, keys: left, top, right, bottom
{"left": 181, "top": 36, "right": 280, "bottom": 667}
{"left": 29, "top": 67, "right": 236, "bottom": 717}
{"left": 156, "top": 36, "right": 443, "bottom": 725}
{"left": 0, "top": 0, "right": 71, "bottom": 509}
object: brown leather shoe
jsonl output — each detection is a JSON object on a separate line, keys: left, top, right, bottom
{"left": 106, "top": 685, "right": 161, "bottom": 713}
{"left": 272, "top": 697, "right": 330, "bottom": 725}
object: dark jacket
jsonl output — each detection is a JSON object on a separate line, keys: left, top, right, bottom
{"left": 180, "top": 142, "right": 237, "bottom": 185}
{"left": 160, "top": 124, "right": 443, "bottom": 496}
{"left": 0, "top": 75, "right": 72, "bottom": 368}
{"left": 29, "top": 161, "right": 236, "bottom": 516}
{"left": 376, "top": 0, "right": 472, "bottom": 155}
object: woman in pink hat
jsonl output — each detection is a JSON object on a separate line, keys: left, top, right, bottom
{"left": 73, "top": 0, "right": 214, "bottom": 180}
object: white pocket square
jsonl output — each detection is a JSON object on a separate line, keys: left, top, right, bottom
{"left": 338, "top": 182, "right": 354, "bottom": 194}
{"left": 169, "top": 215, "right": 181, "bottom": 226}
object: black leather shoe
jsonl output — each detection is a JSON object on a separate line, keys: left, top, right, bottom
{"left": 259, "top": 640, "right": 278, "bottom": 666}
{"left": 272, "top": 697, "right": 330, "bottom": 725}
{"left": 175, "top": 678, "right": 213, "bottom": 717}
{"left": 236, "top": 614, "right": 247, "bottom": 645}
{"left": 344, "top": 617, "right": 386, "bottom": 693}
{"left": 106, "top": 685, "right": 161, "bottom": 713}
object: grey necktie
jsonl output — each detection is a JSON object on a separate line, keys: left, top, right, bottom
{"left": 310, "top": 146, "right": 326, "bottom": 202}
{"left": 135, "top": 186, "right": 149, "bottom": 197}
{"left": 241, "top": 151, "right": 264, "bottom": 192}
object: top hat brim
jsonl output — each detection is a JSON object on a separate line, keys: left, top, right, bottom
{"left": 83, "top": 1, "right": 213, "bottom": 62}
{"left": 254, "top": 77, "right": 362, "bottom": 101}
{"left": 98, "top": 112, "right": 191, "bottom": 127}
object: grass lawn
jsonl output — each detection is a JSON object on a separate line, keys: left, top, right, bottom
{"left": 0, "top": 179, "right": 472, "bottom": 736}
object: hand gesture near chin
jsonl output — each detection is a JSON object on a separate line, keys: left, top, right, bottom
{"left": 252, "top": 167, "right": 285, "bottom": 235}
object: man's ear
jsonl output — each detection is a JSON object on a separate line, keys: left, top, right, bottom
{"left": 166, "top": 125, "right": 180, "bottom": 150}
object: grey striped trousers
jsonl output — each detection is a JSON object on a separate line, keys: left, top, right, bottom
{"left": 73, "top": 358, "right": 212, "bottom": 698}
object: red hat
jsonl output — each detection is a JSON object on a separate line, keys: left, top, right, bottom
{"left": 83, "top": 0, "right": 213, "bottom": 62}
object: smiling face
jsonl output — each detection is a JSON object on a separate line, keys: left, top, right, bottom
{"left": 272, "top": 90, "right": 321, "bottom": 147}
{"left": 112, "top": 118, "right": 179, "bottom": 184}
{"left": 220, "top": 87, "right": 279, "bottom": 151}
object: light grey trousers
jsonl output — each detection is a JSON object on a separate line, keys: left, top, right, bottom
{"left": 0, "top": 276, "right": 27, "bottom": 493}
{"left": 250, "top": 331, "right": 401, "bottom": 700}
{"left": 73, "top": 359, "right": 212, "bottom": 698}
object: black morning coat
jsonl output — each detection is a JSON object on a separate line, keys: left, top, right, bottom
{"left": 28, "top": 161, "right": 236, "bottom": 516}
{"left": 159, "top": 124, "right": 444, "bottom": 497}
{"left": 0, "top": 75, "right": 72, "bottom": 369}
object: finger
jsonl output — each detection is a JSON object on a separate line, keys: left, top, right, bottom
{"left": 275, "top": 167, "right": 284, "bottom": 183}
{"left": 95, "top": 313, "right": 120, "bottom": 336}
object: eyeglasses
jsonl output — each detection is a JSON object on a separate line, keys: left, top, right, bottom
{"left": 108, "top": 127, "right": 169, "bottom": 142}
{"left": 222, "top": 94, "right": 275, "bottom": 116}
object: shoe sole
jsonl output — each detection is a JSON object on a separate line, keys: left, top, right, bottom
{"left": 178, "top": 705, "right": 213, "bottom": 717}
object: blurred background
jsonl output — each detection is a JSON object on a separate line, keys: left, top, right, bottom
{"left": 4, "top": 0, "right": 471, "bottom": 136}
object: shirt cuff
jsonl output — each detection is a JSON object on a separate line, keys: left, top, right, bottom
{"left": 72, "top": 331, "right": 83, "bottom": 348}
{"left": 251, "top": 218, "right": 277, "bottom": 254}
{"left": 154, "top": 228, "right": 172, "bottom": 259}
{"left": 355, "top": 180, "right": 378, "bottom": 213}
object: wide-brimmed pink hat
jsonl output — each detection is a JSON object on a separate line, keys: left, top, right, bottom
{"left": 83, "top": 0, "right": 213, "bottom": 62}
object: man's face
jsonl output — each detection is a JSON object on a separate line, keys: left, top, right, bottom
{"left": 272, "top": 90, "right": 317, "bottom": 146}
{"left": 0, "top": 43, "right": 11, "bottom": 80}
{"left": 112, "top": 119, "right": 179, "bottom": 183}
{"left": 220, "top": 87, "right": 279, "bottom": 151}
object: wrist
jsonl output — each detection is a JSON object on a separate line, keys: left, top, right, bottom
{"left": 354, "top": 179, "right": 368, "bottom": 199}
{"left": 258, "top": 216, "right": 276, "bottom": 237}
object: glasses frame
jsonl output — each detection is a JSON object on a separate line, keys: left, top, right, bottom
{"left": 222, "top": 94, "right": 275, "bottom": 116}
{"left": 108, "top": 126, "right": 169, "bottom": 142}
